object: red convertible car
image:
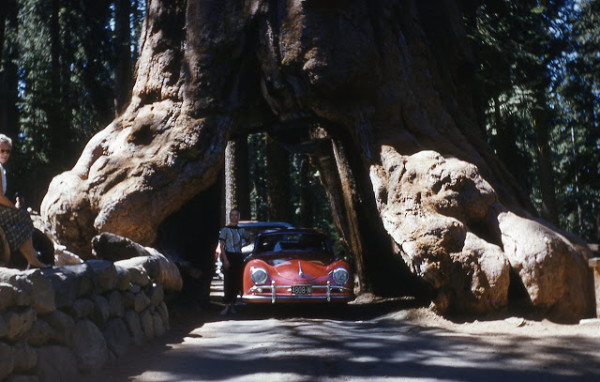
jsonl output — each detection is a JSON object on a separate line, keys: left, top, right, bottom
{"left": 242, "top": 228, "right": 354, "bottom": 303}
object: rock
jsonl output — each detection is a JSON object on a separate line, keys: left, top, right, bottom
{"left": 21, "top": 270, "right": 55, "bottom": 315}
{"left": 114, "top": 264, "right": 132, "bottom": 291}
{"left": 157, "top": 301, "right": 169, "bottom": 330}
{"left": 87, "top": 260, "right": 118, "bottom": 291}
{"left": 122, "top": 291, "right": 135, "bottom": 309}
{"left": 371, "top": 148, "right": 508, "bottom": 313}
{"left": 5, "top": 374, "right": 39, "bottom": 382}
{"left": 143, "top": 247, "right": 183, "bottom": 291}
{"left": 5, "top": 308, "right": 36, "bottom": 342}
{"left": 53, "top": 244, "right": 84, "bottom": 266}
{"left": 0, "top": 283, "right": 19, "bottom": 311}
{"left": 0, "top": 269, "right": 54, "bottom": 314}
{"left": 498, "top": 211, "right": 595, "bottom": 322}
{"left": 103, "top": 318, "right": 131, "bottom": 357}
{"left": 115, "top": 261, "right": 150, "bottom": 287}
{"left": 0, "top": 314, "right": 8, "bottom": 338}
{"left": 448, "top": 233, "right": 510, "bottom": 313}
{"left": 45, "top": 264, "right": 94, "bottom": 308}
{"left": 123, "top": 309, "right": 144, "bottom": 346}
{"left": 13, "top": 342, "right": 36, "bottom": 372}
{"left": 36, "top": 345, "right": 78, "bottom": 382}
{"left": 26, "top": 320, "right": 53, "bottom": 347}
{"left": 90, "top": 295, "right": 110, "bottom": 326}
{"left": 72, "top": 319, "right": 109, "bottom": 372}
{"left": 0, "top": 341, "right": 15, "bottom": 380}
{"left": 91, "top": 232, "right": 151, "bottom": 261}
{"left": 139, "top": 309, "right": 154, "bottom": 339}
{"left": 148, "top": 283, "right": 164, "bottom": 307}
{"left": 133, "top": 291, "right": 151, "bottom": 313}
{"left": 107, "top": 290, "right": 124, "bottom": 318}
{"left": 152, "top": 312, "right": 166, "bottom": 337}
{"left": 43, "top": 310, "right": 75, "bottom": 346}
{"left": 5, "top": 375, "right": 39, "bottom": 382}
{"left": 70, "top": 298, "right": 95, "bottom": 320}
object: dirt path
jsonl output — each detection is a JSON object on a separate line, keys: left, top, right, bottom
{"left": 89, "top": 281, "right": 600, "bottom": 382}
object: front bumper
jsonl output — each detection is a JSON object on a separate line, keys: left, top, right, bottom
{"left": 243, "top": 280, "right": 354, "bottom": 303}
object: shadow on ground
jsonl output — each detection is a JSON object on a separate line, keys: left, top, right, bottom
{"left": 86, "top": 278, "right": 600, "bottom": 382}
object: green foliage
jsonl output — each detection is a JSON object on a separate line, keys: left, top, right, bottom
{"left": 1, "top": 0, "right": 145, "bottom": 207}
{"left": 470, "top": 0, "right": 600, "bottom": 241}
{"left": 248, "top": 132, "right": 337, "bottom": 240}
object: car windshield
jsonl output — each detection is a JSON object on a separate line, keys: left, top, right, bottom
{"left": 242, "top": 225, "right": 286, "bottom": 244}
{"left": 253, "top": 232, "right": 334, "bottom": 262}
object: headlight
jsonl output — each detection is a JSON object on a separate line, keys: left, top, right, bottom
{"left": 332, "top": 267, "right": 350, "bottom": 285}
{"left": 250, "top": 267, "right": 268, "bottom": 285}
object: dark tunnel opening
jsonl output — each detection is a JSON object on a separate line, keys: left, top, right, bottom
{"left": 155, "top": 175, "right": 222, "bottom": 307}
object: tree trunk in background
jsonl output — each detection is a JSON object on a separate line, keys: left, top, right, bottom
{"left": 266, "top": 134, "right": 292, "bottom": 222}
{"left": 0, "top": 0, "right": 19, "bottom": 139}
{"left": 533, "top": 107, "right": 559, "bottom": 226}
{"left": 114, "top": 0, "right": 133, "bottom": 115}
{"left": 48, "top": 0, "right": 66, "bottom": 164}
{"left": 41, "top": 0, "right": 595, "bottom": 321}
{"left": 224, "top": 136, "right": 251, "bottom": 220}
{"left": 298, "top": 157, "right": 313, "bottom": 228}
{"left": 0, "top": 3, "right": 5, "bottom": 62}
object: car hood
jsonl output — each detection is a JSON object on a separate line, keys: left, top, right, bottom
{"left": 265, "top": 258, "right": 336, "bottom": 283}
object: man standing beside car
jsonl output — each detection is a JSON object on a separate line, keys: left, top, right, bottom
{"left": 218, "top": 208, "right": 248, "bottom": 315}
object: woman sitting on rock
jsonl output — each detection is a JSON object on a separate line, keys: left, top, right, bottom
{"left": 0, "top": 134, "right": 47, "bottom": 268}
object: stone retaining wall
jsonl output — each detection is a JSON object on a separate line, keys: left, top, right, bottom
{"left": 0, "top": 259, "right": 170, "bottom": 381}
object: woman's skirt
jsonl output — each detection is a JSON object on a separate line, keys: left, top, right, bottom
{"left": 0, "top": 205, "right": 34, "bottom": 252}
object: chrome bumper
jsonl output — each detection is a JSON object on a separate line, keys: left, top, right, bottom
{"left": 243, "top": 280, "right": 354, "bottom": 303}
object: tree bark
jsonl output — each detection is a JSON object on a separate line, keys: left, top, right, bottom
{"left": 298, "top": 157, "right": 313, "bottom": 228}
{"left": 114, "top": 0, "right": 133, "bottom": 115}
{"left": 266, "top": 134, "right": 292, "bottom": 222}
{"left": 533, "top": 107, "right": 559, "bottom": 225}
{"left": 224, "top": 135, "right": 251, "bottom": 220}
{"left": 41, "top": 0, "right": 594, "bottom": 320}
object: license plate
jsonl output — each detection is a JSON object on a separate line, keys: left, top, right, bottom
{"left": 291, "top": 285, "right": 312, "bottom": 295}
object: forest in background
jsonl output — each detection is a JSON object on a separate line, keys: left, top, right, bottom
{"left": 0, "top": 0, "right": 599, "bottom": 242}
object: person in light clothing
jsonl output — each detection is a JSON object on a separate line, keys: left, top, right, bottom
{"left": 218, "top": 208, "right": 248, "bottom": 315}
{"left": 0, "top": 134, "right": 46, "bottom": 268}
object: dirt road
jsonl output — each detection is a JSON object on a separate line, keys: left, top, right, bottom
{"left": 90, "top": 280, "right": 600, "bottom": 382}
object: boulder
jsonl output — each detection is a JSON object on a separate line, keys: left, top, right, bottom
{"left": 498, "top": 211, "right": 595, "bottom": 322}
{"left": 43, "top": 310, "right": 76, "bottom": 346}
{"left": 107, "top": 290, "right": 124, "bottom": 318}
{"left": 0, "top": 283, "right": 20, "bottom": 311}
{"left": 90, "top": 295, "right": 110, "bottom": 326}
{"left": 448, "top": 233, "right": 510, "bottom": 313}
{"left": 103, "top": 318, "right": 131, "bottom": 358}
{"left": 116, "top": 249, "right": 182, "bottom": 291}
{"left": 91, "top": 232, "right": 151, "bottom": 262}
{"left": 140, "top": 309, "right": 155, "bottom": 339}
{"left": 70, "top": 298, "right": 95, "bottom": 320}
{"left": 36, "top": 345, "right": 78, "bottom": 382}
{"left": 0, "top": 341, "right": 14, "bottom": 380}
{"left": 371, "top": 148, "right": 508, "bottom": 313}
{"left": 45, "top": 264, "right": 94, "bottom": 308}
{"left": 123, "top": 309, "right": 144, "bottom": 346}
{"left": 26, "top": 320, "right": 53, "bottom": 348}
{"left": 0, "top": 269, "right": 55, "bottom": 314}
{"left": 13, "top": 342, "right": 36, "bottom": 373}
{"left": 5, "top": 308, "right": 36, "bottom": 342}
{"left": 86, "top": 260, "right": 118, "bottom": 292}
{"left": 72, "top": 319, "right": 109, "bottom": 373}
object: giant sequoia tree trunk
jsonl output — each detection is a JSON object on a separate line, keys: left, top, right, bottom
{"left": 41, "top": 0, "right": 594, "bottom": 321}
